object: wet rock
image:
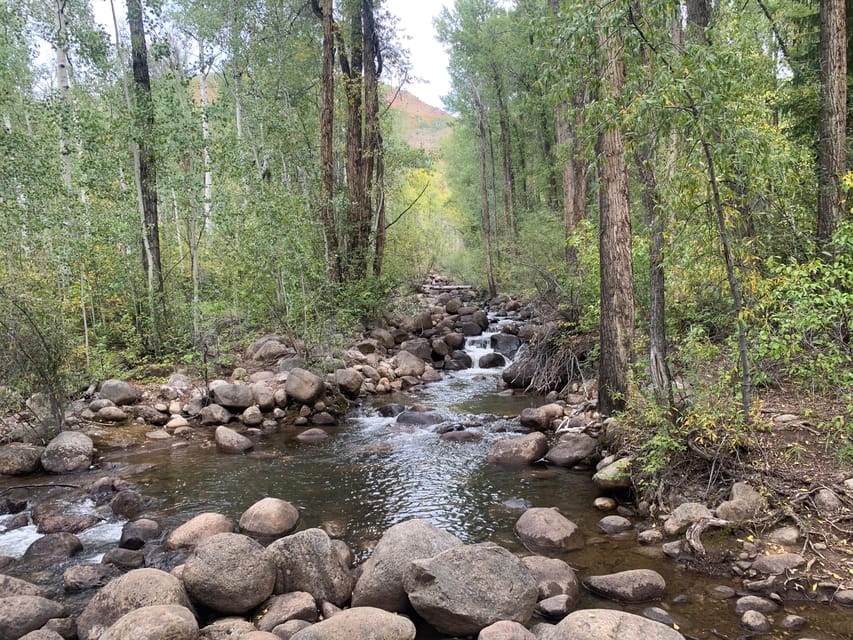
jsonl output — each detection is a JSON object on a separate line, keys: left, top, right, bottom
{"left": 502, "top": 361, "right": 536, "bottom": 389}
{"left": 102, "top": 548, "right": 145, "bottom": 570}
{"left": 36, "top": 512, "right": 100, "bottom": 535}
{"left": 100, "top": 605, "right": 198, "bottom": 640}
{"left": 740, "top": 610, "right": 771, "bottom": 633}
{"left": 643, "top": 607, "right": 675, "bottom": 626}
{"left": 707, "top": 585, "right": 736, "bottom": 600}
{"left": 0, "top": 595, "right": 66, "bottom": 640}
{"left": 215, "top": 425, "right": 254, "bottom": 454}
{"left": 239, "top": 497, "right": 300, "bottom": 542}
{"left": 284, "top": 369, "right": 325, "bottom": 405}
{"left": 487, "top": 433, "right": 548, "bottom": 466}
{"left": 76, "top": 568, "right": 193, "bottom": 640}
{"left": 201, "top": 404, "right": 232, "bottom": 425}
{"left": 834, "top": 589, "right": 853, "bottom": 606}
{"left": 781, "top": 614, "right": 807, "bottom": 630}
{"left": 0, "top": 575, "right": 46, "bottom": 598}
{"left": 0, "top": 443, "right": 44, "bottom": 475}
{"left": 536, "top": 594, "right": 575, "bottom": 619}
{"left": 751, "top": 552, "right": 805, "bottom": 575}
{"left": 289, "top": 606, "right": 415, "bottom": 640}
{"left": 99, "top": 379, "right": 140, "bottom": 406}
{"left": 41, "top": 431, "right": 93, "bottom": 474}
{"left": 268, "top": 528, "right": 354, "bottom": 607}
{"left": 582, "top": 569, "right": 667, "bottom": 603}
{"left": 63, "top": 564, "right": 119, "bottom": 592}
{"left": 396, "top": 410, "right": 443, "bottom": 426}
{"left": 598, "top": 515, "right": 632, "bottom": 534}
{"left": 273, "top": 620, "right": 313, "bottom": 639}
{"left": 296, "top": 428, "right": 329, "bottom": 442}
{"left": 119, "top": 518, "right": 161, "bottom": 550}
{"left": 490, "top": 334, "right": 522, "bottom": 359}
{"left": 515, "top": 507, "right": 584, "bottom": 552}
{"left": 198, "top": 618, "right": 256, "bottom": 639}
{"left": 183, "top": 533, "right": 276, "bottom": 615}
{"left": 663, "top": 502, "right": 713, "bottom": 536}
{"left": 548, "top": 609, "right": 685, "bottom": 640}
{"left": 519, "top": 404, "right": 564, "bottom": 431}
{"left": 479, "top": 620, "right": 536, "bottom": 639}
{"left": 402, "top": 543, "right": 537, "bottom": 636}
{"left": 164, "top": 512, "right": 233, "bottom": 550}
{"left": 638, "top": 529, "right": 664, "bottom": 545}
{"left": 334, "top": 369, "right": 364, "bottom": 399}
{"left": 352, "top": 518, "right": 463, "bottom": 612}
{"left": 545, "top": 434, "right": 598, "bottom": 467}
{"left": 520, "top": 556, "right": 579, "bottom": 603}
{"left": 400, "top": 337, "right": 432, "bottom": 361}
{"left": 735, "top": 595, "right": 778, "bottom": 614}
{"left": 111, "top": 489, "right": 148, "bottom": 520}
{"left": 211, "top": 383, "right": 255, "bottom": 410}
{"left": 394, "top": 351, "right": 426, "bottom": 378}
{"left": 592, "top": 457, "right": 633, "bottom": 491}
{"left": 127, "top": 405, "right": 169, "bottom": 426}
{"left": 594, "top": 497, "right": 617, "bottom": 511}
{"left": 478, "top": 353, "right": 506, "bottom": 368}
{"left": 716, "top": 482, "right": 762, "bottom": 522}
{"left": 96, "top": 406, "right": 127, "bottom": 422}
{"left": 255, "top": 592, "right": 318, "bottom": 631}
{"left": 23, "top": 532, "right": 83, "bottom": 565}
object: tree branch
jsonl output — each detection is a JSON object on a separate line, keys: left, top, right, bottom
{"left": 385, "top": 181, "right": 430, "bottom": 231}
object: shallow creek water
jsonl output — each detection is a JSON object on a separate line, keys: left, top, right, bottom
{"left": 2, "top": 328, "right": 852, "bottom": 638}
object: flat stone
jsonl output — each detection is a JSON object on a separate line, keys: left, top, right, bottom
{"left": 735, "top": 595, "right": 779, "bottom": 614}
{"left": 751, "top": 552, "right": 805, "bottom": 575}
{"left": 598, "top": 515, "right": 632, "bottom": 534}
{"left": 582, "top": 569, "right": 666, "bottom": 603}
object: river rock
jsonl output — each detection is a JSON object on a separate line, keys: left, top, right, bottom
{"left": 740, "top": 610, "right": 771, "bottom": 633}
{"left": 519, "top": 404, "right": 564, "bottom": 431}
{"left": 215, "top": 425, "right": 253, "bottom": 454}
{"left": 36, "top": 512, "right": 99, "bottom": 534}
{"left": 715, "top": 482, "right": 762, "bottom": 521}
{"left": 201, "top": 404, "right": 232, "bottom": 425}
{"left": 198, "top": 618, "right": 256, "bottom": 639}
{"left": 296, "top": 428, "right": 329, "bottom": 442}
{"left": 76, "top": 568, "right": 192, "bottom": 640}
{"left": 0, "top": 595, "right": 66, "bottom": 640}
{"left": 164, "top": 512, "right": 233, "bottom": 550}
{"left": 0, "top": 575, "right": 46, "bottom": 598}
{"left": 490, "top": 334, "right": 521, "bottom": 359}
{"left": 396, "top": 410, "right": 443, "bottom": 426}
{"left": 268, "top": 528, "right": 354, "bottom": 606}
{"left": 100, "top": 605, "right": 198, "bottom": 640}
{"left": 402, "top": 543, "right": 537, "bottom": 636}
{"left": 487, "top": 433, "right": 548, "bottom": 466}
{"left": 515, "top": 508, "right": 584, "bottom": 552}
{"left": 501, "top": 361, "right": 536, "bottom": 389}
{"left": 335, "top": 368, "right": 364, "bottom": 399}
{"left": 814, "top": 488, "right": 842, "bottom": 513}
{"left": 598, "top": 515, "right": 632, "bottom": 534}
{"left": 750, "top": 552, "right": 805, "bottom": 575}
{"left": 211, "top": 383, "right": 255, "bottom": 410}
{"left": 394, "top": 351, "right": 426, "bottom": 378}
{"left": 478, "top": 353, "right": 506, "bottom": 368}
{"left": 289, "top": 606, "right": 416, "bottom": 640}
{"left": 40, "top": 431, "right": 93, "bottom": 473}
{"left": 548, "top": 609, "right": 685, "bottom": 640}
{"left": 120, "top": 518, "right": 161, "bottom": 549}
{"left": 23, "top": 532, "right": 83, "bottom": 564}
{"left": 285, "top": 368, "right": 325, "bottom": 405}
{"left": 255, "top": 592, "right": 318, "bottom": 631}
{"left": 18, "top": 631, "right": 65, "bottom": 640}
{"left": 0, "top": 443, "right": 44, "bottom": 475}
{"left": 351, "top": 518, "right": 463, "bottom": 611}
{"left": 592, "top": 457, "right": 633, "bottom": 491}
{"left": 111, "top": 489, "right": 148, "bottom": 519}
{"left": 63, "top": 563, "right": 119, "bottom": 591}
{"left": 99, "top": 379, "right": 140, "bottom": 405}
{"left": 582, "top": 569, "right": 666, "bottom": 603}
{"left": 536, "top": 594, "right": 575, "bottom": 619}
{"left": 242, "top": 406, "right": 264, "bottom": 427}
{"left": 520, "top": 556, "right": 580, "bottom": 603}
{"left": 274, "top": 620, "right": 313, "bottom": 639}
{"left": 735, "top": 595, "right": 779, "bottom": 614}
{"left": 663, "top": 502, "right": 714, "bottom": 535}
{"left": 102, "top": 547, "right": 145, "bottom": 570}
{"left": 479, "top": 620, "right": 535, "bottom": 640}
{"left": 768, "top": 525, "right": 800, "bottom": 546}
{"left": 545, "top": 434, "right": 598, "bottom": 466}
{"left": 182, "top": 532, "right": 276, "bottom": 614}
{"left": 96, "top": 406, "right": 127, "bottom": 422}
{"left": 239, "top": 497, "right": 300, "bottom": 542}
{"left": 400, "top": 337, "right": 432, "bottom": 361}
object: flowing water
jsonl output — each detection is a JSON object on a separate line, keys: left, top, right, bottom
{"left": 2, "top": 323, "right": 852, "bottom": 638}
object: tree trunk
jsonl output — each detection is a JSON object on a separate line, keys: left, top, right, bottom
{"left": 596, "top": 7, "right": 634, "bottom": 417}
{"left": 127, "top": 0, "right": 164, "bottom": 352}
{"left": 54, "top": 0, "right": 72, "bottom": 194}
{"left": 817, "top": 0, "right": 847, "bottom": 249}
{"left": 362, "top": 0, "right": 381, "bottom": 275}
{"left": 473, "top": 83, "right": 497, "bottom": 298}
{"left": 494, "top": 74, "right": 516, "bottom": 239}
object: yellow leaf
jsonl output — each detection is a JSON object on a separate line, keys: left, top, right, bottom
{"left": 673, "top": 624, "right": 680, "bottom": 630}
{"left": 812, "top": 583, "right": 818, "bottom": 592}
{"left": 746, "top": 535, "right": 754, "bottom": 542}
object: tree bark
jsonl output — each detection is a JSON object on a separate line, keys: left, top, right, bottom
{"left": 54, "top": 0, "right": 72, "bottom": 194}
{"left": 596, "top": 7, "right": 634, "bottom": 417}
{"left": 362, "top": 0, "right": 381, "bottom": 275}
{"left": 473, "top": 83, "right": 497, "bottom": 298}
{"left": 817, "top": 0, "right": 846, "bottom": 250}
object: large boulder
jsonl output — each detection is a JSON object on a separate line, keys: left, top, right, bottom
{"left": 182, "top": 533, "right": 276, "bottom": 615}
{"left": 351, "top": 518, "right": 463, "bottom": 611}
{"left": 268, "top": 528, "right": 354, "bottom": 607}
{"left": 515, "top": 508, "right": 584, "bottom": 553}
{"left": 0, "top": 595, "right": 66, "bottom": 640}
{"left": 200, "top": 404, "right": 232, "bottom": 426}
{"left": 76, "top": 568, "right": 193, "bottom": 640}
{"left": 40, "top": 431, "right": 93, "bottom": 473}
{"left": 394, "top": 351, "right": 426, "bottom": 378}
{"left": 0, "top": 443, "right": 44, "bottom": 475}
{"left": 255, "top": 592, "right": 318, "bottom": 631}
{"left": 211, "top": 383, "right": 255, "bottom": 410}
{"left": 592, "top": 457, "right": 633, "bottom": 491}
{"left": 715, "top": 482, "right": 763, "bottom": 522}
{"left": 548, "top": 609, "right": 684, "bottom": 640}
{"left": 501, "top": 361, "right": 536, "bottom": 389}
{"left": 99, "top": 379, "right": 140, "bottom": 405}
{"left": 400, "top": 338, "right": 432, "bottom": 361}
{"left": 0, "top": 575, "right": 47, "bottom": 599}
{"left": 215, "top": 426, "right": 253, "bottom": 454}
{"left": 545, "top": 434, "right": 598, "bottom": 467}
{"left": 663, "top": 502, "right": 714, "bottom": 536}
{"left": 289, "top": 606, "right": 416, "bottom": 640}
{"left": 402, "top": 543, "right": 537, "bottom": 636}
{"left": 119, "top": 518, "right": 161, "bottom": 550}
{"left": 239, "top": 497, "right": 300, "bottom": 542}
{"left": 285, "top": 369, "right": 325, "bottom": 405}
{"left": 490, "top": 334, "right": 522, "bottom": 359}
{"left": 334, "top": 369, "right": 364, "bottom": 399}
{"left": 519, "top": 404, "right": 564, "bottom": 431}
{"left": 22, "top": 532, "right": 83, "bottom": 565}
{"left": 487, "top": 433, "right": 548, "bottom": 466}
{"left": 164, "top": 512, "right": 233, "bottom": 550}
{"left": 519, "top": 556, "right": 580, "bottom": 603}
{"left": 100, "top": 605, "right": 198, "bottom": 640}
{"left": 582, "top": 569, "right": 667, "bottom": 603}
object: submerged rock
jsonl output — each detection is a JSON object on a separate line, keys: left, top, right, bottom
{"left": 582, "top": 569, "right": 666, "bottom": 603}
{"left": 515, "top": 508, "right": 584, "bottom": 552}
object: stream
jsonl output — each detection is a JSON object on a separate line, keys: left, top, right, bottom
{"left": 1, "top": 320, "right": 852, "bottom": 638}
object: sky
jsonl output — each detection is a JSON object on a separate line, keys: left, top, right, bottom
{"left": 382, "top": 0, "right": 453, "bottom": 110}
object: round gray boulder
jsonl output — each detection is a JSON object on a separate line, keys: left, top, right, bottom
{"left": 545, "top": 434, "right": 598, "bottom": 467}
{"left": 255, "top": 592, "right": 318, "bottom": 632}
{"left": 515, "top": 508, "right": 584, "bottom": 552}
{"left": 214, "top": 425, "right": 253, "bottom": 454}
{"left": 285, "top": 368, "right": 325, "bottom": 405}
{"left": 239, "top": 497, "right": 300, "bottom": 542}
{"left": 40, "top": 431, "right": 93, "bottom": 473}
{"left": 478, "top": 620, "right": 536, "bottom": 639}
{"left": 487, "top": 433, "right": 548, "bottom": 466}
{"left": 0, "top": 443, "right": 44, "bottom": 475}
{"left": 211, "top": 383, "right": 255, "bottom": 410}
{"left": 289, "top": 606, "right": 415, "bottom": 640}
{"left": 582, "top": 569, "right": 666, "bottom": 603}
{"left": 99, "top": 379, "right": 140, "bottom": 405}
{"left": 100, "top": 605, "right": 198, "bottom": 640}
{"left": 182, "top": 532, "right": 276, "bottom": 614}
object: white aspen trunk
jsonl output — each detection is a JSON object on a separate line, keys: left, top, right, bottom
{"left": 198, "top": 38, "right": 212, "bottom": 228}
{"left": 80, "top": 271, "right": 90, "bottom": 370}
{"left": 171, "top": 188, "right": 184, "bottom": 265}
{"left": 54, "top": 0, "right": 72, "bottom": 193}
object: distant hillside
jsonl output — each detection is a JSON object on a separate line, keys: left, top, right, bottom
{"left": 386, "top": 88, "right": 454, "bottom": 151}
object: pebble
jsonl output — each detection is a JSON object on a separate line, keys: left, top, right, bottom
{"left": 593, "top": 497, "right": 617, "bottom": 511}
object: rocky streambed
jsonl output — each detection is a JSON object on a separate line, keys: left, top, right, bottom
{"left": 1, "top": 277, "right": 853, "bottom": 639}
